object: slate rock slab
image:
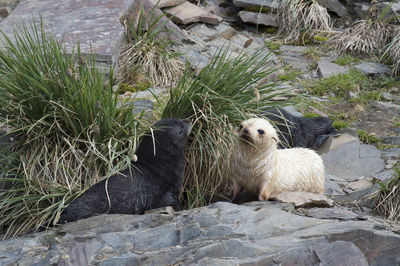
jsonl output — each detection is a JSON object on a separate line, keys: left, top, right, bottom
{"left": 238, "top": 11, "right": 277, "bottom": 27}
{"left": 317, "top": 60, "right": 349, "bottom": 78}
{"left": 316, "top": 0, "right": 348, "bottom": 17}
{"left": 232, "top": 0, "right": 277, "bottom": 9}
{"left": 354, "top": 61, "right": 392, "bottom": 76}
{"left": 322, "top": 139, "right": 385, "bottom": 181}
{"left": 1, "top": 0, "right": 136, "bottom": 63}
{"left": 305, "top": 207, "right": 360, "bottom": 221}
{"left": 1, "top": 202, "right": 400, "bottom": 265}
{"left": 165, "top": 1, "right": 223, "bottom": 25}
{"left": 272, "top": 191, "right": 334, "bottom": 208}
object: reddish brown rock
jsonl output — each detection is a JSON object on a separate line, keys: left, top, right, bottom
{"left": 165, "top": 1, "right": 223, "bottom": 25}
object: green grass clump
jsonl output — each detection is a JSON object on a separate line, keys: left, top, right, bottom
{"left": 357, "top": 129, "right": 379, "bottom": 145}
{"left": 305, "top": 70, "right": 369, "bottom": 97}
{"left": 0, "top": 20, "right": 145, "bottom": 238}
{"left": 332, "top": 120, "right": 349, "bottom": 130}
{"left": 334, "top": 55, "right": 360, "bottom": 66}
{"left": 303, "top": 48, "right": 323, "bottom": 60}
{"left": 161, "top": 47, "right": 290, "bottom": 208}
{"left": 265, "top": 41, "right": 281, "bottom": 51}
{"left": 117, "top": 8, "right": 184, "bottom": 88}
{"left": 278, "top": 69, "right": 302, "bottom": 81}
{"left": 375, "top": 167, "right": 400, "bottom": 221}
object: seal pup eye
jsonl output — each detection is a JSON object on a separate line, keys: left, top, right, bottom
{"left": 238, "top": 125, "right": 243, "bottom": 132}
{"left": 257, "top": 129, "right": 264, "bottom": 135}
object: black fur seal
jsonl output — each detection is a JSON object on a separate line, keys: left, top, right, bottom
{"left": 59, "top": 118, "right": 192, "bottom": 223}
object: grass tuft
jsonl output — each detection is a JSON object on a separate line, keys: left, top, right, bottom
{"left": 275, "top": 0, "right": 332, "bottom": 44}
{"left": 375, "top": 167, "right": 400, "bottom": 221}
{"left": 116, "top": 8, "right": 184, "bottom": 88}
{"left": 0, "top": 20, "right": 145, "bottom": 238}
{"left": 161, "top": 47, "right": 291, "bottom": 208}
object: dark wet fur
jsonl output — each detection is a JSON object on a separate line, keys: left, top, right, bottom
{"left": 59, "top": 118, "right": 191, "bottom": 224}
{"left": 262, "top": 107, "right": 337, "bottom": 149}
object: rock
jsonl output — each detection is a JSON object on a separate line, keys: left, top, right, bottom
{"left": 281, "top": 105, "right": 302, "bottom": 118}
{"left": 382, "top": 148, "right": 400, "bottom": 160}
{"left": 0, "top": 6, "right": 11, "bottom": 17}
{"left": 316, "top": 133, "right": 359, "bottom": 155}
{"left": 232, "top": 0, "right": 277, "bottom": 9}
{"left": 132, "top": 99, "right": 154, "bottom": 114}
{"left": 353, "top": 2, "right": 371, "bottom": 19}
{"left": 386, "top": 159, "right": 398, "bottom": 169}
{"left": 317, "top": 60, "right": 349, "bottom": 78}
{"left": 333, "top": 183, "right": 381, "bottom": 209}
{"left": 305, "top": 207, "right": 360, "bottom": 221}
{"left": 314, "top": 241, "right": 369, "bottom": 266}
{"left": 165, "top": 1, "right": 223, "bottom": 25}
{"left": 272, "top": 191, "right": 334, "bottom": 208}
{"left": 144, "top": 206, "right": 174, "bottom": 214}
{"left": 281, "top": 55, "right": 311, "bottom": 71}
{"left": 322, "top": 139, "right": 385, "bottom": 181}
{"left": 149, "top": 0, "right": 186, "bottom": 8}
{"left": 383, "top": 136, "right": 400, "bottom": 145}
{"left": 374, "top": 170, "right": 394, "bottom": 183}
{"left": 238, "top": 11, "right": 277, "bottom": 27}
{"left": 316, "top": 0, "right": 348, "bottom": 17}
{"left": 347, "top": 177, "right": 374, "bottom": 191}
{"left": 354, "top": 62, "right": 392, "bottom": 76}
{"left": 177, "top": 45, "right": 211, "bottom": 69}
{"left": 325, "top": 174, "right": 346, "bottom": 196}
{"left": 280, "top": 45, "right": 308, "bottom": 53}
{"left": 2, "top": 201, "right": 400, "bottom": 265}
{"left": 381, "top": 92, "right": 400, "bottom": 102}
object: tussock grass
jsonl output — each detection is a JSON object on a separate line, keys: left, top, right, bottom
{"left": 375, "top": 168, "right": 400, "bottom": 221}
{"left": 161, "top": 48, "right": 291, "bottom": 208}
{"left": 117, "top": 9, "right": 184, "bottom": 88}
{"left": 0, "top": 20, "right": 145, "bottom": 238}
{"left": 383, "top": 27, "right": 400, "bottom": 75}
{"left": 275, "top": 0, "right": 332, "bottom": 44}
{"left": 330, "top": 19, "right": 393, "bottom": 55}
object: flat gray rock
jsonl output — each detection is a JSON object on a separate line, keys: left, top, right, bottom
{"left": 232, "top": 0, "right": 277, "bottom": 9}
{"left": 272, "top": 191, "right": 334, "bottom": 208}
{"left": 316, "top": 0, "right": 348, "bottom": 17}
{"left": 317, "top": 60, "right": 349, "bottom": 78}
{"left": 305, "top": 207, "right": 360, "bottom": 221}
{"left": 1, "top": 202, "right": 399, "bottom": 265}
{"left": 382, "top": 148, "right": 400, "bottom": 160}
{"left": 383, "top": 136, "right": 400, "bottom": 145}
{"left": 374, "top": 170, "right": 395, "bottom": 183}
{"left": 322, "top": 140, "right": 385, "bottom": 181}
{"left": 0, "top": 0, "right": 136, "bottom": 63}
{"left": 354, "top": 62, "right": 392, "bottom": 76}
{"left": 280, "top": 45, "right": 308, "bottom": 53}
{"left": 238, "top": 11, "right": 277, "bottom": 27}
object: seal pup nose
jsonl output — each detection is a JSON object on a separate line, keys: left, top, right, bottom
{"left": 243, "top": 128, "right": 249, "bottom": 135}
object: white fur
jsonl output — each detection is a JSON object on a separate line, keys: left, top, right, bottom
{"left": 231, "top": 118, "right": 325, "bottom": 200}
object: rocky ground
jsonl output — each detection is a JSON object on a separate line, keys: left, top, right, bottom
{"left": 1, "top": 0, "right": 400, "bottom": 265}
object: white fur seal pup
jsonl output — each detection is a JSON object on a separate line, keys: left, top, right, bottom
{"left": 231, "top": 118, "right": 325, "bottom": 201}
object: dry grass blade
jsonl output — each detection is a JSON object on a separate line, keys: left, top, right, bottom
{"left": 374, "top": 168, "right": 400, "bottom": 221}
{"left": 330, "top": 20, "right": 393, "bottom": 55}
{"left": 383, "top": 27, "right": 400, "bottom": 75}
{"left": 275, "top": 0, "right": 332, "bottom": 44}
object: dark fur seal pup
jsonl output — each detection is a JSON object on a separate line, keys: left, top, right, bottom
{"left": 262, "top": 107, "right": 337, "bottom": 148}
{"left": 59, "top": 118, "right": 192, "bottom": 223}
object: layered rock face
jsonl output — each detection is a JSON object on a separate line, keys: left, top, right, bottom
{"left": 1, "top": 201, "right": 399, "bottom": 265}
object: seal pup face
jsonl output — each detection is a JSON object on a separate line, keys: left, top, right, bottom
{"left": 238, "top": 118, "right": 278, "bottom": 151}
